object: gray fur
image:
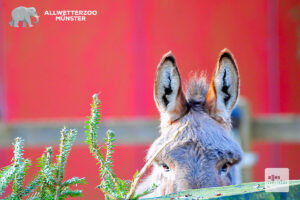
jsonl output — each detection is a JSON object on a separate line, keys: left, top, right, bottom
{"left": 137, "top": 52, "right": 243, "bottom": 197}
{"left": 185, "top": 74, "right": 208, "bottom": 110}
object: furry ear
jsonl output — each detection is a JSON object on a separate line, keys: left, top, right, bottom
{"left": 206, "top": 49, "right": 240, "bottom": 125}
{"left": 154, "top": 51, "right": 188, "bottom": 123}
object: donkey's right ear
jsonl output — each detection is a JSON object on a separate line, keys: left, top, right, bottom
{"left": 206, "top": 49, "right": 240, "bottom": 126}
{"left": 154, "top": 51, "right": 188, "bottom": 123}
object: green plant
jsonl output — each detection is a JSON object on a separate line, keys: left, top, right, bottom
{"left": 85, "top": 94, "right": 133, "bottom": 199}
{"left": 0, "top": 128, "right": 86, "bottom": 200}
{"left": 0, "top": 94, "right": 188, "bottom": 200}
{"left": 85, "top": 94, "right": 189, "bottom": 200}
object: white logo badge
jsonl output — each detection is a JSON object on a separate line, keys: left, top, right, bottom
{"left": 265, "top": 168, "right": 289, "bottom": 192}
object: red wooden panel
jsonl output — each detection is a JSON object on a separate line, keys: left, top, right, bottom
{"left": 280, "top": 143, "right": 300, "bottom": 180}
{"left": 1, "top": 0, "right": 284, "bottom": 121}
{"left": 252, "top": 141, "right": 300, "bottom": 182}
{"left": 252, "top": 141, "right": 274, "bottom": 181}
{"left": 278, "top": 1, "right": 300, "bottom": 113}
{"left": 3, "top": 0, "right": 137, "bottom": 121}
{"left": 143, "top": 0, "right": 270, "bottom": 116}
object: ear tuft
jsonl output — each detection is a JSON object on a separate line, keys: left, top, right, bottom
{"left": 154, "top": 52, "right": 187, "bottom": 123}
{"left": 206, "top": 49, "right": 240, "bottom": 126}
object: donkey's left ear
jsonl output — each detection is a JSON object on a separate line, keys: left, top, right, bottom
{"left": 206, "top": 49, "right": 240, "bottom": 125}
{"left": 154, "top": 51, "right": 188, "bottom": 123}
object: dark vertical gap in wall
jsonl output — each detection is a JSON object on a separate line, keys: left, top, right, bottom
{"left": 267, "top": 0, "right": 281, "bottom": 170}
{"left": 132, "top": 0, "right": 147, "bottom": 116}
{"left": 267, "top": 0, "right": 280, "bottom": 113}
{"left": 270, "top": 143, "right": 281, "bottom": 168}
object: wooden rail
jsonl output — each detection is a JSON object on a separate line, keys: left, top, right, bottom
{"left": 252, "top": 115, "right": 300, "bottom": 142}
{"left": 148, "top": 180, "right": 300, "bottom": 199}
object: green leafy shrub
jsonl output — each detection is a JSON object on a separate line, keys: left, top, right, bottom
{"left": 0, "top": 128, "right": 86, "bottom": 199}
{"left": 85, "top": 94, "right": 188, "bottom": 200}
{"left": 0, "top": 94, "right": 188, "bottom": 200}
{"left": 85, "top": 94, "right": 155, "bottom": 200}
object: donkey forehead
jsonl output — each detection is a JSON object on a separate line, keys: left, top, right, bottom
{"left": 160, "top": 111, "right": 242, "bottom": 161}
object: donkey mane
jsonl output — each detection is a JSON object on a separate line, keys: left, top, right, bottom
{"left": 185, "top": 74, "right": 209, "bottom": 112}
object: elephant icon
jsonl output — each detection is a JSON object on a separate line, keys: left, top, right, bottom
{"left": 9, "top": 6, "right": 39, "bottom": 28}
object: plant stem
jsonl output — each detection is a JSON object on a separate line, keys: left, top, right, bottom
{"left": 100, "top": 188, "right": 118, "bottom": 200}
{"left": 55, "top": 128, "right": 67, "bottom": 200}
{"left": 93, "top": 147, "right": 120, "bottom": 190}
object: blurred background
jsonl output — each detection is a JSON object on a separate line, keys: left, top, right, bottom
{"left": 1, "top": 0, "right": 300, "bottom": 199}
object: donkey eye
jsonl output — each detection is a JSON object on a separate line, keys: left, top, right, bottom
{"left": 219, "top": 163, "right": 230, "bottom": 175}
{"left": 161, "top": 163, "right": 170, "bottom": 172}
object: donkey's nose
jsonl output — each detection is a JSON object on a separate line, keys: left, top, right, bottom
{"left": 188, "top": 174, "right": 221, "bottom": 189}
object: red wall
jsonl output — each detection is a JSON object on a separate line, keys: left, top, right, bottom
{"left": 1, "top": 0, "right": 299, "bottom": 122}
{"left": 250, "top": 0, "right": 300, "bottom": 180}
{"left": 252, "top": 142, "right": 300, "bottom": 182}
{"left": 1, "top": 0, "right": 300, "bottom": 199}
{"left": 278, "top": 0, "right": 300, "bottom": 113}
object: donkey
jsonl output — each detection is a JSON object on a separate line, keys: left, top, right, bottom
{"left": 136, "top": 49, "right": 243, "bottom": 197}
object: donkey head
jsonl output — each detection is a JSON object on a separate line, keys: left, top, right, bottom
{"left": 137, "top": 49, "right": 243, "bottom": 197}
